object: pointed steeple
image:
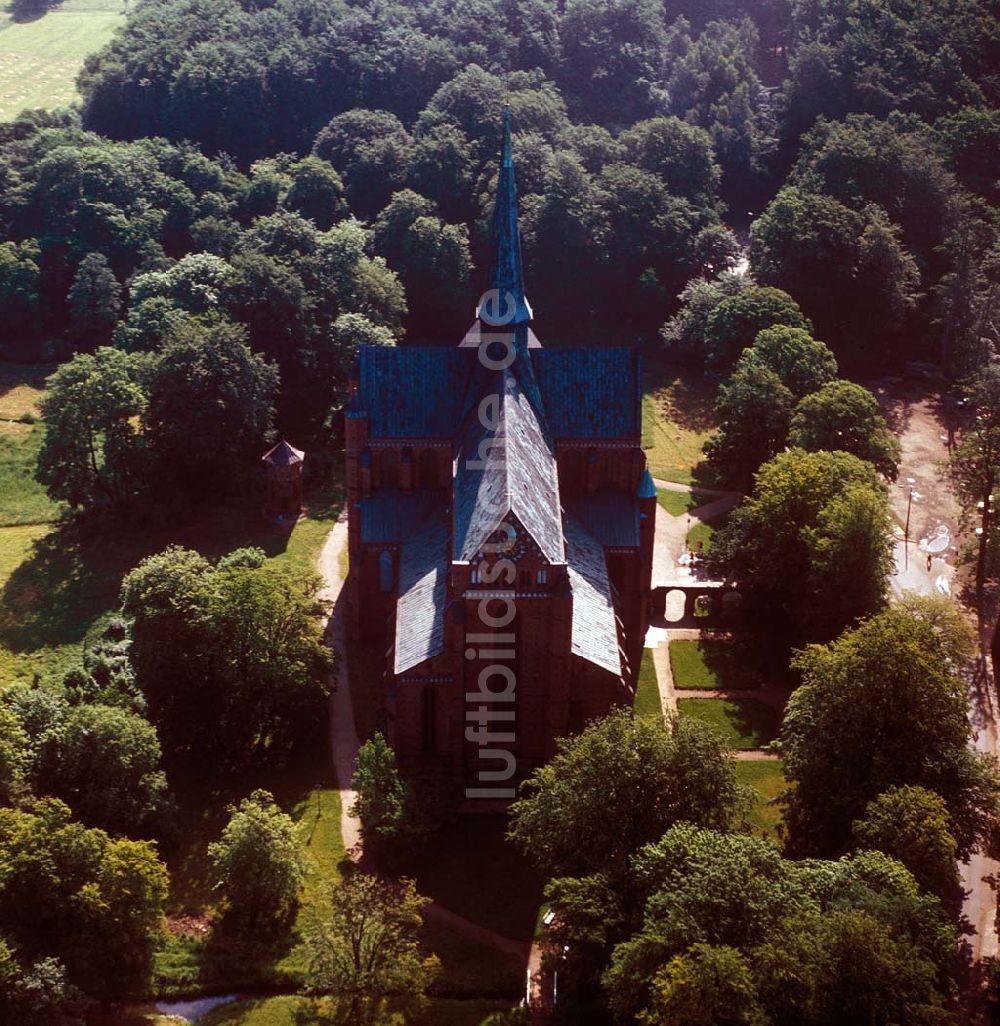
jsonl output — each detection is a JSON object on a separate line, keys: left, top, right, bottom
{"left": 479, "top": 107, "right": 533, "bottom": 331}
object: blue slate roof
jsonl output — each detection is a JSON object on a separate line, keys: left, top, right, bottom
{"left": 359, "top": 490, "right": 440, "bottom": 544}
{"left": 358, "top": 347, "right": 473, "bottom": 438}
{"left": 533, "top": 348, "right": 642, "bottom": 439}
{"left": 568, "top": 490, "right": 641, "bottom": 548}
{"left": 394, "top": 511, "right": 449, "bottom": 674}
{"left": 564, "top": 515, "right": 622, "bottom": 676}
{"left": 637, "top": 468, "right": 657, "bottom": 499}
{"left": 356, "top": 344, "right": 641, "bottom": 442}
{"left": 453, "top": 366, "right": 565, "bottom": 564}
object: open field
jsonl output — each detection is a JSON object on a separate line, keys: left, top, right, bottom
{"left": 0, "top": 0, "right": 124, "bottom": 119}
{"left": 677, "top": 696, "right": 779, "bottom": 749}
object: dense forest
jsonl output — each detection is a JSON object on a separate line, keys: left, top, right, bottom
{"left": 1, "top": 0, "right": 1000, "bottom": 1023}
{"left": 1, "top": 0, "right": 998, "bottom": 458}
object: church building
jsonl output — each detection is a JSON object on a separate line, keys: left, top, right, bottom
{"left": 344, "top": 111, "right": 656, "bottom": 779}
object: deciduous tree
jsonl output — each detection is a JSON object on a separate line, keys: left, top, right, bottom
{"left": 0, "top": 799, "right": 168, "bottom": 1000}
{"left": 143, "top": 321, "right": 278, "bottom": 502}
{"left": 33, "top": 704, "right": 168, "bottom": 837}
{"left": 708, "top": 448, "right": 893, "bottom": 640}
{"left": 788, "top": 380, "right": 900, "bottom": 479}
{"left": 948, "top": 365, "right": 1000, "bottom": 614}
{"left": 782, "top": 599, "right": 997, "bottom": 858}
{"left": 305, "top": 873, "right": 438, "bottom": 1026}
{"left": 36, "top": 347, "right": 148, "bottom": 514}
{"left": 508, "top": 709, "right": 749, "bottom": 884}
{"left": 350, "top": 733, "right": 407, "bottom": 847}
{"left": 705, "top": 362, "right": 794, "bottom": 487}
{"left": 209, "top": 789, "right": 305, "bottom": 928}
{"left": 67, "top": 253, "right": 122, "bottom": 348}
{"left": 703, "top": 285, "right": 809, "bottom": 376}
{"left": 853, "top": 786, "right": 962, "bottom": 906}
{"left": 736, "top": 325, "right": 838, "bottom": 400}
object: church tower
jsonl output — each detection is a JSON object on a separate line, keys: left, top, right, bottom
{"left": 347, "top": 108, "right": 652, "bottom": 777}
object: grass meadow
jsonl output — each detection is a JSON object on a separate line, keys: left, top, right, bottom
{"left": 0, "top": 0, "right": 125, "bottom": 119}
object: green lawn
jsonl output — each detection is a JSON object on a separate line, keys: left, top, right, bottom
{"left": 0, "top": 471, "right": 343, "bottom": 687}
{"left": 0, "top": 363, "right": 63, "bottom": 527}
{"left": 0, "top": 0, "right": 125, "bottom": 119}
{"left": 641, "top": 362, "right": 716, "bottom": 487}
{"left": 686, "top": 510, "right": 729, "bottom": 552}
{"left": 669, "top": 638, "right": 763, "bottom": 691}
{"left": 735, "top": 759, "right": 785, "bottom": 841}
{"left": 655, "top": 487, "right": 712, "bottom": 517}
{"left": 403, "top": 815, "right": 544, "bottom": 942}
{"left": 0, "top": 421, "right": 63, "bottom": 526}
{"left": 633, "top": 647, "right": 662, "bottom": 721}
{"left": 0, "top": 361, "right": 49, "bottom": 419}
{"left": 200, "top": 995, "right": 518, "bottom": 1026}
{"left": 677, "top": 697, "right": 779, "bottom": 750}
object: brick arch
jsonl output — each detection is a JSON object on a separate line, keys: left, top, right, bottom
{"left": 651, "top": 584, "right": 742, "bottom": 628}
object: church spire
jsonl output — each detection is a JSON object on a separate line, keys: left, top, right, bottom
{"left": 480, "top": 106, "right": 533, "bottom": 330}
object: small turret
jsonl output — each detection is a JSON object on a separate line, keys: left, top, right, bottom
{"left": 637, "top": 469, "right": 657, "bottom": 501}
{"left": 637, "top": 467, "right": 656, "bottom": 631}
{"left": 262, "top": 439, "right": 304, "bottom": 520}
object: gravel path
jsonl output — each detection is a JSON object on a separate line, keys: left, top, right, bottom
{"left": 317, "top": 516, "right": 363, "bottom": 860}
{"left": 872, "top": 377, "right": 998, "bottom": 962}
{"left": 651, "top": 481, "right": 740, "bottom": 586}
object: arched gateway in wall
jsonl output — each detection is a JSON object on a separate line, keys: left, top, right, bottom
{"left": 651, "top": 581, "right": 742, "bottom": 628}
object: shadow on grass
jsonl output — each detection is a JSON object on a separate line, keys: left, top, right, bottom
{"left": 643, "top": 357, "right": 717, "bottom": 435}
{"left": 678, "top": 696, "right": 779, "bottom": 749}
{"left": 397, "top": 815, "right": 544, "bottom": 943}
{"left": 698, "top": 637, "right": 765, "bottom": 690}
{"left": 420, "top": 918, "right": 524, "bottom": 1001}
{"left": 0, "top": 501, "right": 296, "bottom": 663}
{"left": 8, "top": 0, "right": 66, "bottom": 23}
{"left": 163, "top": 711, "right": 332, "bottom": 914}
{"left": 154, "top": 713, "right": 342, "bottom": 997}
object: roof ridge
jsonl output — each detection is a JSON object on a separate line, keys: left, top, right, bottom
{"left": 452, "top": 362, "right": 564, "bottom": 564}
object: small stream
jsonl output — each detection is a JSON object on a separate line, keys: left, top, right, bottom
{"left": 154, "top": 993, "right": 240, "bottom": 1021}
